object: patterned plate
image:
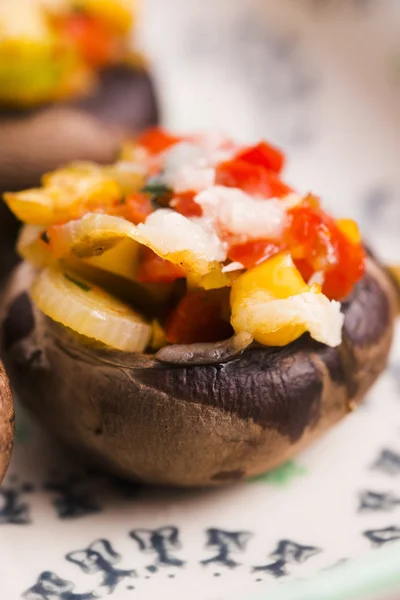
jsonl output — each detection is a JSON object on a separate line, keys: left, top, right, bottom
{"left": 2, "top": 0, "right": 400, "bottom": 598}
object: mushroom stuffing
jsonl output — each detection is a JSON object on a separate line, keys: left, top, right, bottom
{"left": 4, "top": 128, "right": 367, "bottom": 351}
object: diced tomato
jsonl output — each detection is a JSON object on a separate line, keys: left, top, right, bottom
{"left": 228, "top": 240, "right": 282, "bottom": 269}
{"left": 166, "top": 289, "right": 233, "bottom": 344}
{"left": 285, "top": 204, "right": 332, "bottom": 265}
{"left": 136, "top": 128, "right": 183, "bottom": 155}
{"left": 236, "top": 141, "right": 285, "bottom": 174}
{"left": 285, "top": 204, "right": 365, "bottom": 299}
{"left": 108, "top": 193, "right": 153, "bottom": 224}
{"left": 215, "top": 159, "right": 292, "bottom": 198}
{"left": 322, "top": 236, "right": 365, "bottom": 300}
{"left": 125, "top": 193, "right": 153, "bottom": 224}
{"left": 62, "top": 14, "right": 115, "bottom": 67}
{"left": 136, "top": 247, "right": 185, "bottom": 284}
{"left": 293, "top": 258, "right": 314, "bottom": 284}
{"left": 171, "top": 191, "right": 202, "bottom": 218}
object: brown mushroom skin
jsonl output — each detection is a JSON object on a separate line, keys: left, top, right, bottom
{"left": 0, "top": 361, "right": 14, "bottom": 484}
{"left": 0, "top": 258, "right": 397, "bottom": 487}
{"left": 0, "top": 65, "right": 159, "bottom": 280}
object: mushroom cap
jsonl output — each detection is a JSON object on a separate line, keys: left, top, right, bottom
{"left": 0, "top": 361, "right": 14, "bottom": 484}
{"left": 0, "top": 257, "right": 397, "bottom": 487}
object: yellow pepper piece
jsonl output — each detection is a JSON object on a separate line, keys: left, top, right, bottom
{"left": 231, "top": 252, "right": 343, "bottom": 348}
{"left": 231, "top": 253, "right": 308, "bottom": 346}
{"left": 336, "top": 219, "right": 361, "bottom": 245}
{"left": 232, "top": 252, "right": 309, "bottom": 303}
{"left": 71, "top": 0, "right": 136, "bottom": 34}
{"left": 4, "top": 163, "right": 121, "bottom": 226}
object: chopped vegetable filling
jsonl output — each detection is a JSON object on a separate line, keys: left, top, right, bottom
{"left": 5, "top": 127, "right": 366, "bottom": 351}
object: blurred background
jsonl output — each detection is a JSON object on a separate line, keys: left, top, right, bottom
{"left": 140, "top": 0, "right": 400, "bottom": 263}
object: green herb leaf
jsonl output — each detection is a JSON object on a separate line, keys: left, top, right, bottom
{"left": 142, "top": 179, "right": 172, "bottom": 199}
{"left": 64, "top": 273, "right": 92, "bottom": 292}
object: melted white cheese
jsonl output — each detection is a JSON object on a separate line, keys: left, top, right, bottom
{"left": 138, "top": 209, "right": 227, "bottom": 263}
{"left": 161, "top": 137, "right": 235, "bottom": 193}
{"left": 165, "top": 165, "right": 216, "bottom": 194}
{"left": 194, "top": 186, "right": 288, "bottom": 241}
{"left": 235, "top": 292, "right": 344, "bottom": 348}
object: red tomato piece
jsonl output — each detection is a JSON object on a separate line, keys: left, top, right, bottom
{"left": 166, "top": 290, "right": 233, "bottom": 345}
{"left": 236, "top": 141, "right": 285, "bottom": 174}
{"left": 285, "top": 204, "right": 333, "bottom": 265}
{"left": 137, "top": 128, "right": 183, "bottom": 155}
{"left": 293, "top": 258, "right": 314, "bottom": 284}
{"left": 108, "top": 193, "right": 153, "bottom": 224}
{"left": 63, "top": 14, "right": 115, "bottom": 67}
{"left": 228, "top": 240, "right": 282, "bottom": 269}
{"left": 215, "top": 159, "right": 292, "bottom": 198}
{"left": 136, "top": 247, "right": 185, "bottom": 284}
{"left": 171, "top": 191, "right": 203, "bottom": 218}
{"left": 286, "top": 204, "right": 365, "bottom": 299}
{"left": 125, "top": 193, "right": 153, "bottom": 224}
{"left": 322, "top": 237, "right": 365, "bottom": 300}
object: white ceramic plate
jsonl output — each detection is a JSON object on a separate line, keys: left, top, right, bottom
{"left": 2, "top": 1, "right": 400, "bottom": 598}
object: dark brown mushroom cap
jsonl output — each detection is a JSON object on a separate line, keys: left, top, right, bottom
{"left": 0, "top": 65, "right": 159, "bottom": 280}
{"left": 0, "top": 258, "right": 397, "bottom": 487}
{"left": 0, "top": 361, "right": 14, "bottom": 484}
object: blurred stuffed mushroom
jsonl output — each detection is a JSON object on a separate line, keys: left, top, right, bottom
{"left": 0, "top": 128, "right": 398, "bottom": 486}
{"left": 0, "top": 0, "right": 158, "bottom": 277}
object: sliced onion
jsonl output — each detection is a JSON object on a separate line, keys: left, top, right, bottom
{"left": 31, "top": 267, "right": 151, "bottom": 352}
{"left": 48, "top": 213, "right": 137, "bottom": 259}
{"left": 46, "top": 212, "right": 229, "bottom": 289}
{"left": 17, "top": 225, "right": 53, "bottom": 268}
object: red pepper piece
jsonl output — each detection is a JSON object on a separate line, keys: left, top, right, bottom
{"left": 286, "top": 204, "right": 365, "bottom": 299}
{"left": 285, "top": 204, "right": 332, "bottom": 264}
{"left": 166, "top": 289, "right": 233, "bottom": 344}
{"left": 236, "top": 141, "right": 285, "bottom": 174}
{"left": 109, "top": 193, "right": 153, "bottom": 224}
{"left": 125, "top": 193, "right": 153, "bottom": 224}
{"left": 137, "top": 128, "right": 183, "bottom": 155}
{"left": 171, "top": 191, "right": 203, "bottom": 218}
{"left": 215, "top": 159, "right": 292, "bottom": 198}
{"left": 322, "top": 237, "right": 365, "bottom": 300}
{"left": 228, "top": 240, "right": 282, "bottom": 269}
{"left": 136, "top": 247, "right": 185, "bottom": 284}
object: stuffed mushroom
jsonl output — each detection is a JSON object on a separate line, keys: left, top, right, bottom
{"left": 0, "top": 0, "right": 158, "bottom": 278}
{"left": 0, "top": 128, "right": 398, "bottom": 486}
